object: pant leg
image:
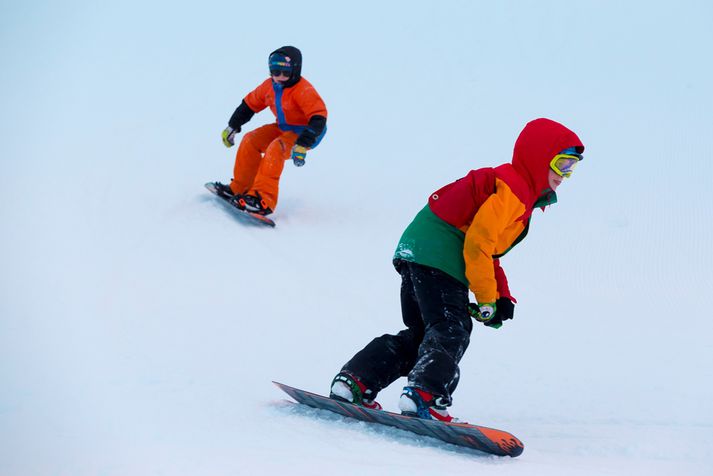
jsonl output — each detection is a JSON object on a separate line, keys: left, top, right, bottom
{"left": 230, "top": 124, "right": 282, "bottom": 195}
{"left": 250, "top": 130, "right": 298, "bottom": 211}
{"left": 406, "top": 262, "right": 472, "bottom": 404}
{"left": 340, "top": 262, "right": 426, "bottom": 395}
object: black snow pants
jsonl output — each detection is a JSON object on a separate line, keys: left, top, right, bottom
{"left": 341, "top": 260, "right": 473, "bottom": 405}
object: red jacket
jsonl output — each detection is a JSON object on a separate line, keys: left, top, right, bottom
{"left": 407, "top": 118, "right": 584, "bottom": 304}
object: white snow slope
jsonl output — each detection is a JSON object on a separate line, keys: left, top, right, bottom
{"left": 1, "top": 1, "right": 712, "bottom": 475}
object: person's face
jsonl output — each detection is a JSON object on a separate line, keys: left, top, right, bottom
{"left": 271, "top": 70, "right": 291, "bottom": 84}
{"left": 548, "top": 169, "right": 563, "bottom": 191}
{"left": 548, "top": 153, "right": 580, "bottom": 189}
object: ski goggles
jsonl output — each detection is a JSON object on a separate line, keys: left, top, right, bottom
{"left": 549, "top": 153, "right": 581, "bottom": 178}
{"left": 270, "top": 68, "right": 292, "bottom": 77}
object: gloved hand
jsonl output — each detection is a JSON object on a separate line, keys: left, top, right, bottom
{"left": 468, "top": 297, "right": 515, "bottom": 329}
{"left": 221, "top": 126, "right": 239, "bottom": 148}
{"left": 291, "top": 145, "right": 307, "bottom": 167}
{"left": 495, "top": 297, "right": 514, "bottom": 321}
{"left": 468, "top": 302, "right": 496, "bottom": 322}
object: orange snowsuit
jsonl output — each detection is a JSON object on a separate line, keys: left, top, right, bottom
{"left": 230, "top": 77, "right": 328, "bottom": 211}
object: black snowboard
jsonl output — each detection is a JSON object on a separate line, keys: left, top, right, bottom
{"left": 205, "top": 182, "right": 276, "bottom": 227}
{"left": 273, "top": 381, "right": 524, "bottom": 457}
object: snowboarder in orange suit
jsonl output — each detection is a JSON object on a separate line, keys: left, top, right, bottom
{"left": 215, "top": 46, "right": 328, "bottom": 215}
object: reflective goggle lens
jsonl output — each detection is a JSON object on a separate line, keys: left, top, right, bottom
{"left": 270, "top": 68, "right": 291, "bottom": 77}
{"left": 550, "top": 154, "right": 581, "bottom": 178}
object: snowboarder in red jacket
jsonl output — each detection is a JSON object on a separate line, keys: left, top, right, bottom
{"left": 329, "top": 118, "right": 585, "bottom": 422}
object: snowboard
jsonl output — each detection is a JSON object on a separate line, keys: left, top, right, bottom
{"left": 273, "top": 381, "right": 524, "bottom": 457}
{"left": 205, "top": 182, "right": 276, "bottom": 227}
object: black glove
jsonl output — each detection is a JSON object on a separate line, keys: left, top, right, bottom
{"left": 486, "top": 297, "right": 515, "bottom": 329}
{"left": 296, "top": 127, "right": 318, "bottom": 148}
{"left": 467, "top": 297, "right": 515, "bottom": 329}
{"left": 496, "top": 297, "right": 514, "bottom": 321}
{"left": 296, "top": 115, "right": 327, "bottom": 148}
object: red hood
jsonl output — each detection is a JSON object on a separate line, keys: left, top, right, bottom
{"left": 512, "top": 118, "right": 585, "bottom": 200}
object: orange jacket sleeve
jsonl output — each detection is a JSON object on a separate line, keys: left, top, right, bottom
{"left": 463, "top": 182, "right": 526, "bottom": 304}
{"left": 243, "top": 79, "right": 273, "bottom": 114}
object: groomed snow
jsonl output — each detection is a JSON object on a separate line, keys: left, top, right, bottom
{"left": 1, "top": 1, "right": 711, "bottom": 475}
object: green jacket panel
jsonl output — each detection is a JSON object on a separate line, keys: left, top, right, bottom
{"left": 393, "top": 205, "right": 468, "bottom": 287}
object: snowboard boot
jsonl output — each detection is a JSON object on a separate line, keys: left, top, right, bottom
{"left": 329, "top": 372, "right": 382, "bottom": 410}
{"left": 214, "top": 181, "right": 235, "bottom": 198}
{"left": 233, "top": 191, "right": 273, "bottom": 216}
{"left": 399, "top": 386, "right": 457, "bottom": 422}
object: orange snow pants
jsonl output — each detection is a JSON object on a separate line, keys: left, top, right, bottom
{"left": 229, "top": 123, "right": 298, "bottom": 211}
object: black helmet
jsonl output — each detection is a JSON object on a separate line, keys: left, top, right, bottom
{"left": 268, "top": 46, "right": 302, "bottom": 87}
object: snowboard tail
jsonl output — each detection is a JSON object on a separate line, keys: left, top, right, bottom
{"left": 205, "top": 182, "right": 276, "bottom": 227}
{"left": 273, "top": 381, "right": 523, "bottom": 457}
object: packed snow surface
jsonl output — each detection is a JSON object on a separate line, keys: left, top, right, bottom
{"left": 1, "top": 1, "right": 711, "bottom": 475}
